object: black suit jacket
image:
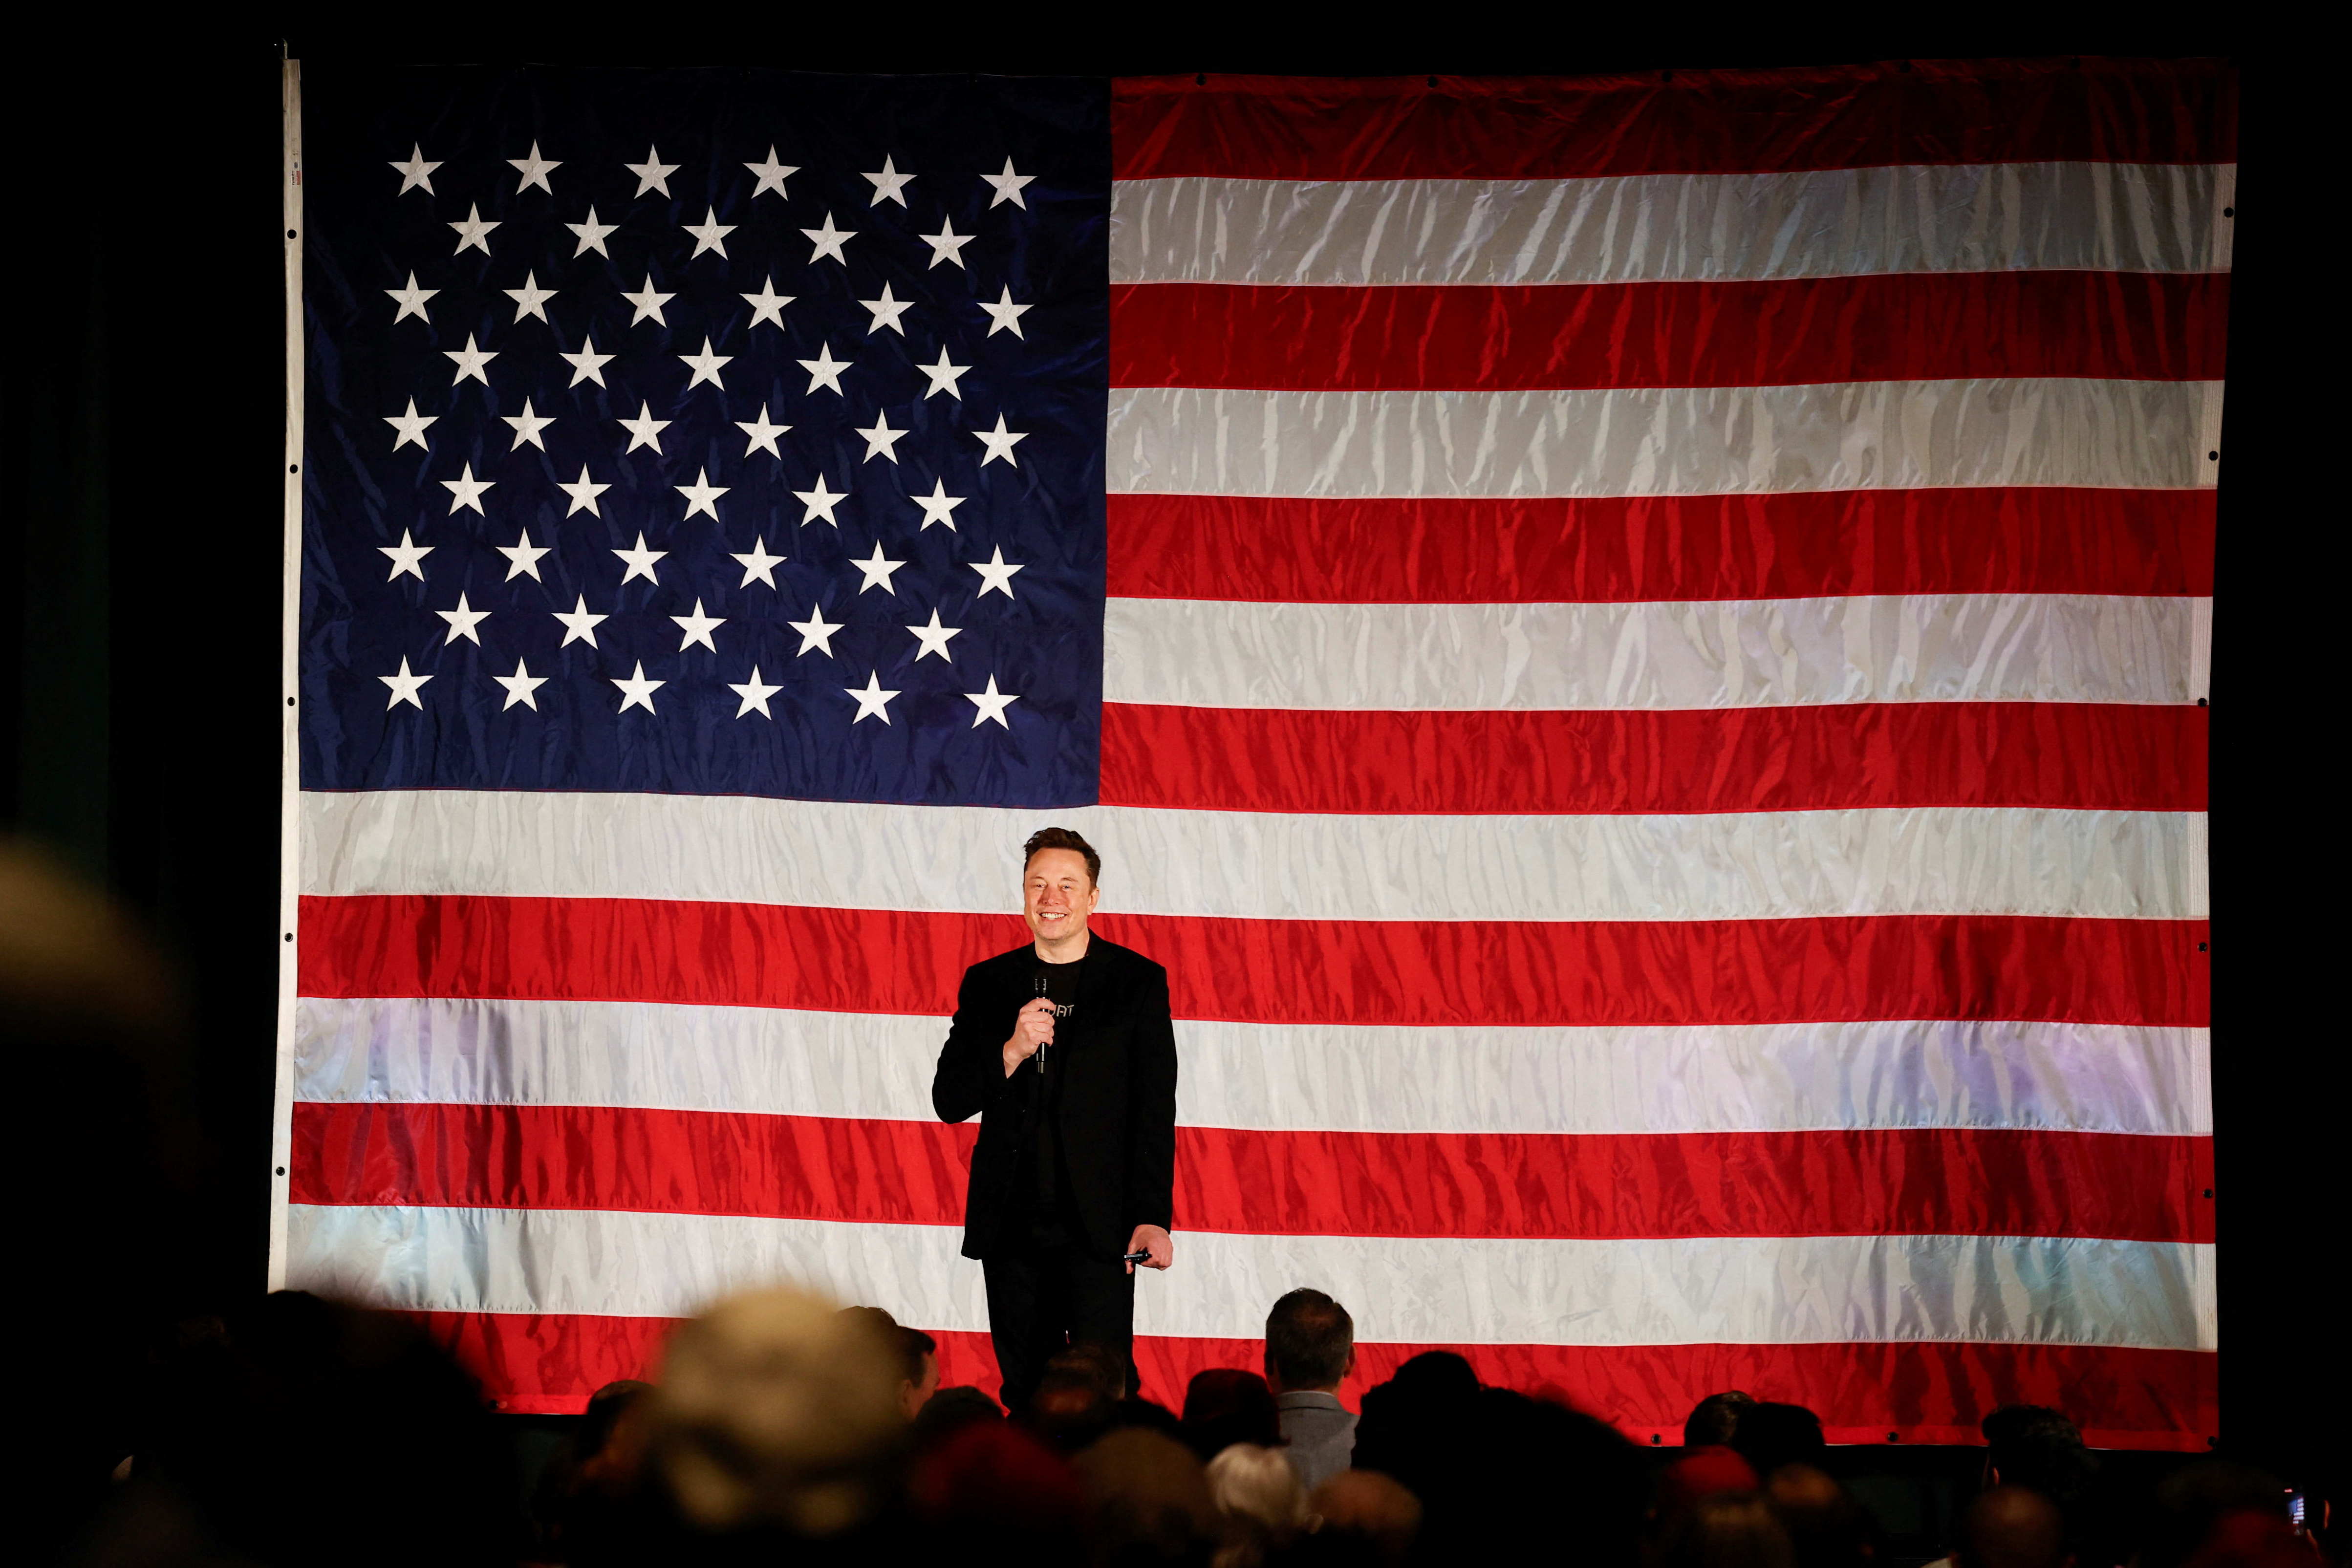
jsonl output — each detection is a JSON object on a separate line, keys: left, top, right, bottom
{"left": 931, "top": 937, "right": 1178, "bottom": 1262}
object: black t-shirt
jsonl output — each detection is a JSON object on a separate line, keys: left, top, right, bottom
{"left": 1026, "top": 954, "right": 1083, "bottom": 1211}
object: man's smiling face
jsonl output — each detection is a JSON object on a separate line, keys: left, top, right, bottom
{"left": 1023, "top": 846, "right": 1099, "bottom": 950}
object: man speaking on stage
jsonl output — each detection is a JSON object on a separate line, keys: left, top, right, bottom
{"left": 932, "top": 827, "right": 1178, "bottom": 1412}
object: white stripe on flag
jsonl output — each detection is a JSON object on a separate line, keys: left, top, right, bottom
{"left": 294, "top": 997, "right": 2214, "bottom": 1137}
{"left": 285, "top": 1203, "right": 2216, "bottom": 1350}
{"left": 301, "top": 792, "right": 2204, "bottom": 923}
{"left": 1108, "top": 381, "right": 2220, "bottom": 498}
{"left": 1110, "top": 162, "right": 2235, "bottom": 285}
{"left": 1103, "top": 594, "right": 2205, "bottom": 711}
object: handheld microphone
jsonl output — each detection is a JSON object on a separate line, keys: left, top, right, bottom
{"left": 1032, "top": 975, "right": 1050, "bottom": 1069}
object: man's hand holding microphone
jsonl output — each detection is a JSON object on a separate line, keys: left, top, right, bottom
{"left": 1002, "top": 995, "right": 1057, "bottom": 1078}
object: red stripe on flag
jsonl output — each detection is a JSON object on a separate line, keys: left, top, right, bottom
{"left": 298, "top": 897, "right": 2208, "bottom": 1029}
{"left": 1111, "top": 62, "right": 2237, "bottom": 179}
{"left": 415, "top": 1310, "right": 2216, "bottom": 1450}
{"left": 1110, "top": 274, "right": 2229, "bottom": 392}
{"left": 292, "top": 1103, "right": 2215, "bottom": 1244}
{"left": 1100, "top": 702, "right": 2207, "bottom": 816}
{"left": 1104, "top": 489, "right": 2216, "bottom": 603}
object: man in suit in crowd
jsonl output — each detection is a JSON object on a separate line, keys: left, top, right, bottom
{"left": 1265, "top": 1288, "right": 1359, "bottom": 1491}
{"left": 933, "top": 827, "right": 1179, "bottom": 1413}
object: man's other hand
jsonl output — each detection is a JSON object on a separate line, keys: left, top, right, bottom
{"left": 1002, "top": 996, "right": 1056, "bottom": 1076}
{"left": 1126, "top": 1224, "right": 1173, "bottom": 1274}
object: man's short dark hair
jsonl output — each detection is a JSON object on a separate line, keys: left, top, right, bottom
{"left": 1683, "top": 1389, "right": 1757, "bottom": 1448}
{"left": 1023, "top": 826, "right": 1101, "bottom": 885}
{"left": 1265, "top": 1288, "right": 1354, "bottom": 1389}
{"left": 1982, "top": 1404, "right": 2098, "bottom": 1508}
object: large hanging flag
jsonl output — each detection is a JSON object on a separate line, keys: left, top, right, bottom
{"left": 278, "top": 57, "right": 2227, "bottom": 1447}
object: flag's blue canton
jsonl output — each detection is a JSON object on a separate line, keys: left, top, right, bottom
{"left": 299, "top": 66, "right": 1109, "bottom": 808}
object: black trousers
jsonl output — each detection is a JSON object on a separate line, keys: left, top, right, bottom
{"left": 981, "top": 1211, "right": 1137, "bottom": 1415}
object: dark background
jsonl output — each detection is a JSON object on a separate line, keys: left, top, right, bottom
{"left": 2, "top": 10, "right": 2335, "bottom": 1489}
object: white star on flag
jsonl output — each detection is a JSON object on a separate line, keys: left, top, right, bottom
{"left": 390, "top": 146, "right": 442, "bottom": 195}
{"left": 495, "top": 657, "right": 548, "bottom": 710}
{"left": 385, "top": 398, "right": 436, "bottom": 451}
{"left": 561, "top": 337, "right": 614, "bottom": 387}
{"left": 982, "top": 156, "right": 1036, "bottom": 208}
{"left": 978, "top": 285, "right": 1032, "bottom": 339}
{"left": 798, "top": 344, "right": 851, "bottom": 396}
{"left": 863, "top": 154, "right": 915, "bottom": 206}
{"left": 969, "top": 544, "right": 1024, "bottom": 598}
{"left": 566, "top": 206, "right": 617, "bottom": 257}
{"left": 907, "top": 608, "right": 961, "bottom": 662}
{"left": 683, "top": 206, "right": 735, "bottom": 258}
{"left": 436, "top": 592, "right": 490, "bottom": 644}
{"left": 856, "top": 412, "right": 907, "bottom": 463}
{"left": 618, "top": 401, "right": 671, "bottom": 453}
{"left": 919, "top": 216, "right": 974, "bottom": 269}
{"left": 973, "top": 415, "right": 1028, "bottom": 467}
{"left": 741, "top": 278, "right": 794, "bottom": 330}
{"left": 794, "top": 475, "right": 848, "bottom": 526}
{"left": 918, "top": 349, "right": 970, "bottom": 400}
{"left": 736, "top": 407, "right": 791, "bottom": 458}
{"left": 449, "top": 203, "right": 499, "bottom": 255}
{"left": 745, "top": 147, "right": 798, "bottom": 198}
{"left": 613, "top": 532, "right": 667, "bottom": 584}
{"left": 390, "top": 144, "right": 441, "bottom": 194}
{"left": 965, "top": 675, "right": 1020, "bottom": 728}
{"left": 509, "top": 141, "right": 561, "bottom": 193}
{"left": 912, "top": 479, "right": 966, "bottom": 531}
{"left": 802, "top": 212, "right": 855, "bottom": 264}
{"left": 730, "top": 666, "right": 783, "bottom": 719}
{"left": 612, "top": 661, "right": 665, "bottom": 713}
{"left": 788, "top": 602, "right": 844, "bottom": 655}
{"left": 504, "top": 270, "right": 557, "bottom": 322}
{"left": 678, "top": 337, "right": 733, "bottom": 389}
{"left": 558, "top": 465, "right": 609, "bottom": 516}
{"left": 844, "top": 670, "right": 900, "bottom": 724}
{"left": 441, "top": 462, "right": 494, "bottom": 514}
{"left": 622, "top": 275, "right": 674, "bottom": 325}
{"left": 671, "top": 598, "right": 726, "bottom": 651}
{"left": 502, "top": 397, "right": 554, "bottom": 451}
{"left": 499, "top": 531, "right": 551, "bottom": 581}
{"left": 553, "top": 594, "right": 607, "bottom": 646}
{"left": 859, "top": 282, "right": 914, "bottom": 335}
{"left": 851, "top": 542, "right": 907, "bottom": 595}
{"left": 444, "top": 333, "right": 496, "bottom": 385}
{"left": 731, "top": 537, "right": 786, "bottom": 588}
{"left": 381, "top": 656, "right": 432, "bottom": 709}
{"left": 675, "top": 468, "right": 729, "bottom": 520}
{"left": 626, "top": 145, "right": 679, "bottom": 197}
{"left": 386, "top": 271, "right": 437, "bottom": 323}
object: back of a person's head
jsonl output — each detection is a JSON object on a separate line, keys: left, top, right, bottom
{"left": 644, "top": 1284, "right": 906, "bottom": 1542}
{"left": 580, "top": 1378, "right": 654, "bottom": 1460}
{"left": 1685, "top": 1390, "right": 1760, "bottom": 1449}
{"left": 1729, "top": 1402, "right": 1827, "bottom": 1480}
{"left": 115, "top": 1291, "right": 520, "bottom": 1567}
{"left": 1350, "top": 1352, "right": 1480, "bottom": 1489}
{"left": 1957, "top": 1483, "right": 2069, "bottom": 1568}
{"left": 2143, "top": 1460, "right": 2291, "bottom": 1568}
{"left": 1982, "top": 1404, "right": 2099, "bottom": 1507}
{"left": 1264, "top": 1288, "right": 1354, "bottom": 1392}
{"left": 1072, "top": 1427, "right": 1218, "bottom": 1565}
{"left": 1180, "top": 1368, "right": 1281, "bottom": 1462}
{"left": 1206, "top": 1442, "right": 1312, "bottom": 1559}
{"left": 1308, "top": 1470, "right": 1423, "bottom": 1565}
{"left": 1049, "top": 1339, "right": 1128, "bottom": 1401}
{"left": 1658, "top": 1492, "right": 1800, "bottom": 1568}
{"left": 1027, "top": 1368, "right": 1119, "bottom": 1455}
{"left": 916, "top": 1385, "right": 1006, "bottom": 1450}
{"left": 1766, "top": 1464, "right": 1871, "bottom": 1568}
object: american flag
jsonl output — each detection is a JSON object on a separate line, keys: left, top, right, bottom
{"left": 278, "top": 58, "right": 2227, "bottom": 1449}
